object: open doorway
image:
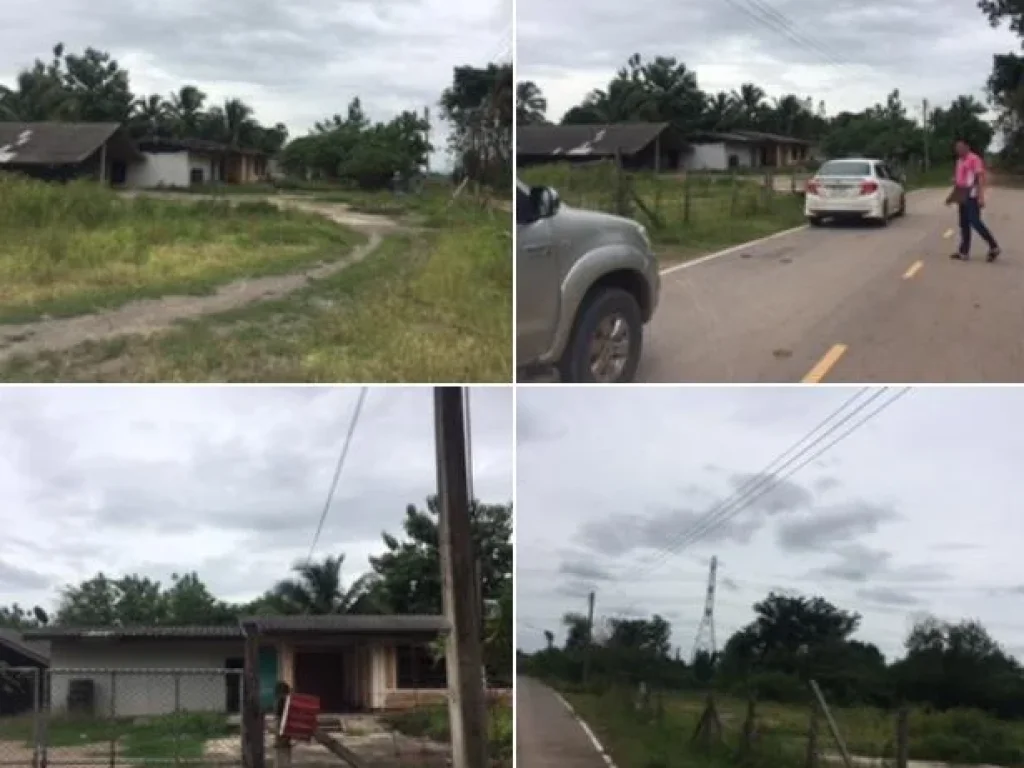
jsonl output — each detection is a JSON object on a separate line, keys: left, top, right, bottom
{"left": 224, "top": 657, "right": 243, "bottom": 714}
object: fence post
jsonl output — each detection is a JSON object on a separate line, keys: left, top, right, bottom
{"left": 740, "top": 696, "right": 758, "bottom": 754}
{"left": 683, "top": 172, "right": 692, "bottom": 224}
{"left": 895, "top": 707, "right": 909, "bottom": 768}
{"left": 108, "top": 671, "right": 116, "bottom": 768}
{"left": 174, "top": 672, "right": 181, "bottom": 767}
{"left": 39, "top": 669, "right": 49, "bottom": 768}
{"left": 730, "top": 172, "right": 739, "bottom": 216}
{"left": 805, "top": 703, "right": 819, "bottom": 768}
{"left": 30, "top": 667, "right": 41, "bottom": 768}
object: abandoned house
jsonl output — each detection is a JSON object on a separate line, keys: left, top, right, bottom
{"left": 132, "top": 137, "right": 268, "bottom": 187}
{"left": 25, "top": 615, "right": 451, "bottom": 717}
{"left": 0, "top": 122, "right": 144, "bottom": 185}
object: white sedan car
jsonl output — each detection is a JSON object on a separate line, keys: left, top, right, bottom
{"left": 804, "top": 158, "right": 907, "bottom": 226}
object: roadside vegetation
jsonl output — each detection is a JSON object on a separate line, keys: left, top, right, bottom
{"left": 385, "top": 699, "right": 513, "bottom": 767}
{"left": 520, "top": 589, "right": 1024, "bottom": 768}
{"left": 0, "top": 174, "right": 364, "bottom": 323}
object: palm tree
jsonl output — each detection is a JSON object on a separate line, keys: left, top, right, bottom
{"left": 169, "top": 85, "right": 207, "bottom": 137}
{"left": 271, "top": 554, "right": 380, "bottom": 615}
{"left": 733, "top": 82, "right": 766, "bottom": 127}
{"left": 516, "top": 80, "right": 547, "bottom": 126}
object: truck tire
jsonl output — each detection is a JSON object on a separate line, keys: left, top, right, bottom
{"left": 558, "top": 287, "right": 643, "bottom": 383}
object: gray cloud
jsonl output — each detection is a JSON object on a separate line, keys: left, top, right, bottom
{"left": 0, "top": 386, "right": 512, "bottom": 610}
{"left": 1, "top": 0, "right": 508, "bottom": 169}
{"left": 559, "top": 560, "right": 612, "bottom": 582}
{"left": 517, "top": 0, "right": 1016, "bottom": 130}
{"left": 777, "top": 502, "right": 900, "bottom": 551}
{"left": 856, "top": 587, "right": 924, "bottom": 608}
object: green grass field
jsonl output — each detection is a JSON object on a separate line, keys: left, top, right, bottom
{"left": 0, "top": 174, "right": 365, "bottom": 323}
{"left": 0, "top": 711, "right": 232, "bottom": 761}
{"left": 519, "top": 162, "right": 806, "bottom": 263}
{"left": 564, "top": 688, "right": 1024, "bottom": 768}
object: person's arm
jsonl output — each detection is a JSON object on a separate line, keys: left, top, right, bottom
{"left": 977, "top": 156, "right": 987, "bottom": 206}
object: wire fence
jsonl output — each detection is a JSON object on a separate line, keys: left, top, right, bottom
{"left": 0, "top": 667, "right": 243, "bottom": 767}
{"left": 518, "top": 160, "right": 809, "bottom": 246}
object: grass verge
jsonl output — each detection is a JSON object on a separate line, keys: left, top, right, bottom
{"left": 0, "top": 712, "right": 230, "bottom": 759}
{"left": 384, "top": 700, "right": 513, "bottom": 767}
{"left": 519, "top": 163, "right": 805, "bottom": 265}
{"left": 0, "top": 204, "right": 511, "bottom": 382}
{"left": 561, "top": 687, "right": 1024, "bottom": 768}
{"left": 0, "top": 174, "right": 364, "bottom": 323}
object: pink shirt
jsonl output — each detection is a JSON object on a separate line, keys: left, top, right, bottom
{"left": 955, "top": 151, "right": 984, "bottom": 197}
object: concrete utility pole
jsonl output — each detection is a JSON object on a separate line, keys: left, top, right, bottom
{"left": 922, "top": 99, "right": 931, "bottom": 171}
{"left": 582, "top": 591, "right": 595, "bottom": 685}
{"left": 434, "top": 387, "right": 489, "bottom": 768}
{"left": 240, "top": 621, "right": 265, "bottom": 768}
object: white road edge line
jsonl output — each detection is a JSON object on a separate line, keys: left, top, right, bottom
{"left": 659, "top": 224, "right": 808, "bottom": 276}
{"left": 552, "top": 690, "right": 619, "bottom": 768}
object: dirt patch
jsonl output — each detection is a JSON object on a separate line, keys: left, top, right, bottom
{"left": 0, "top": 738, "right": 117, "bottom": 768}
{"left": 0, "top": 232, "right": 382, "bottom": 364}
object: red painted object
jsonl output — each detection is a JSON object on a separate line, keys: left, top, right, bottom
{"left": 279, "top": 693, "right": 320, "bottom": 740}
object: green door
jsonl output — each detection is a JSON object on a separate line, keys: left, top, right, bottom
{"left": 259, "top": 647, "right": 278, "bottom": 711}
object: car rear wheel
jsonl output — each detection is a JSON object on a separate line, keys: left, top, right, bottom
{"left": 559, "top": 287, "right": 643, "bottom": 384}
{"left": 897, "top": 194, "right": 907, "bottom": 216}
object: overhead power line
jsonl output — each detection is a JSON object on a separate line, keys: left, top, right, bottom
{"left": 305, "top": 387, "right": 369, "bottom": 563}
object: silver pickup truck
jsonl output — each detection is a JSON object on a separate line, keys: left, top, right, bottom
{"left": 516, "top": 180, "right": 661, "bottom": 383}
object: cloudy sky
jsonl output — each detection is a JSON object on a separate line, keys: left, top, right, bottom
{"left": 0, "top": 0, "right": 511, "bottom": 168}
{"left": 0, "top": 386, "right": 511, "bottom": 614}
{"left": 517, "top": 386, "right": 1024, "bottom": 662}
{"left": 517, "top": 0, "right": 1021, "bottom": 125}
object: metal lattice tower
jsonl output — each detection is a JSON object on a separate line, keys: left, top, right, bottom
{"left": 690, "top": 556, "right": 718, "bottom": 664}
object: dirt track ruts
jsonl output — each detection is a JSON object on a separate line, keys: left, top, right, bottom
{"left": 0, "top": 196, "right": 395, "bottom": 363}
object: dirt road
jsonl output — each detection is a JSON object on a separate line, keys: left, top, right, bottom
{"left": 640, "top": 186, "right": 1024, "bottom": 382}
{"left": 516, "top": 676, "right": 610, "bottom": 768}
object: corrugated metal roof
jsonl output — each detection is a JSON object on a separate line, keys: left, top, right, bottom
{"left": 517, "top": 122, "right": 675, "bottom": 158}
{"left": 0, "top": 122, "right": 139, "bottom": 165}
{"left": 137, "top": 137, "right": 265, "bottom": 156}
{"left": 0, "top": 628, "right": 50, "bottom": 665}
{"left": 25, "top": 625, "right": 243, "bottom": 640}
{"left": 26, "top": 615, "right": 449, "bottom": 640}
{"left": 241, "top": 615, "right": 450, "bottom": 634}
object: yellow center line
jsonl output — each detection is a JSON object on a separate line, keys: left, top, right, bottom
{"left": 802, "top": 344, "right": 848, "bottom": 384}
{"left": 903, "top": 260, "right": 924, "bottom": 279}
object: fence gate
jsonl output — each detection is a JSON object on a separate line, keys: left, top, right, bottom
{"left": 0, "top": 667, "right": 245, "bottom": 767}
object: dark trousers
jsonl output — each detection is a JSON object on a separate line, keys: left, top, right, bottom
{"left": 958, "top": 197, "right": 998, "bottom": 255}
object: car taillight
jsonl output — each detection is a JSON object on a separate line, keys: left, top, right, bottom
{"left": 806, "top": 179, "right": 820, "bottom": 194}
{"left": 860, "top": 180, "right": 878, "bottom": 194}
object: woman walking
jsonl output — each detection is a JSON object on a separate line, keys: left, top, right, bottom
{"left": 947, "top": 139, "right": 1001, "bottom": 262}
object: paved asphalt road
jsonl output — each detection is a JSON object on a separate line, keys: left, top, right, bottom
{"left": 640, "top": 186, "right": 1024, "bottom": 382}
{"left": 516, "top": 676, "right": 608, "bottom": 768}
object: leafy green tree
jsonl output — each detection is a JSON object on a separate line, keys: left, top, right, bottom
{"left": 368, "top": 496, "right": 512, "bottom": 615}
{"left": 440, "top": 63, "right": 512, "bottom": 186}
{"left": 516, "top": 81, "right": 548, "bottom": 125}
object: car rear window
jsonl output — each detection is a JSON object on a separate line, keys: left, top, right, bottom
{"left": 818, "top": 161, "right": 871, "bottom": 177}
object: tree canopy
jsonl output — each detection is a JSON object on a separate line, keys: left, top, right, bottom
{"left": 980, "top": 0, "right": 1024, "bottom": 167}
{"left": 521, "top": 589, "right": 1024, "bottom": 718}
{"left": 517, "top": 53, "right": 996, "bottom": 165}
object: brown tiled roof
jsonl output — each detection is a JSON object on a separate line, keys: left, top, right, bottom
{"left": 517, "top": 122, "right": 677, "bottom": 158}
{"left": 0, "top": 122, "right": 143, "bottom": 165}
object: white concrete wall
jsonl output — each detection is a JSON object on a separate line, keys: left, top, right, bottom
{"left": 368, "top": 645, "right": 391, "bottom": 709}
{"left": 125, "top": 152, "right": 191, "bottom": 189}
{"left": 48, "top": 640, "right": 241, "bottom": 717}
{"left": 685, "top": 142, "right": 755, "bottom": 171}
{"left": 189, "top": 153, "right": 218, "bottom": 183}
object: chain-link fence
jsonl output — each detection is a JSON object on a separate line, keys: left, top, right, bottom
{"left": 0, "top": 667, "right": 243, "bottom": 767}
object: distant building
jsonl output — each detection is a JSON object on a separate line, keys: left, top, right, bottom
{"left": 0, "top": 122, "right": 269, "bottom": 188}
{"left": 516, "top": 122, "right": 815, "bottom": 172}
{"left": 0, "top": 122, "right": 143, "bottom": 184}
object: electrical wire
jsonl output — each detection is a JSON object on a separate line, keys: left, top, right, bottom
{"left": 305, "top": 387, "right": 368, "bottom": 563}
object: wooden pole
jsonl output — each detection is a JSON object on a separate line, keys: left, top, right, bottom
{"left": 241, "top": 621, "right": 265, "bottom": 768}
{"left": 582, "top": 590, "right": 595, "bottom": 685}
{"left": 809, "top": 680, "right": 852, "bottom": 768}
{"left": 435, "top": 387, "right": 489, "bottom": 768}
{"left": 895, "top": 707, "right": 909, "bottom": 768}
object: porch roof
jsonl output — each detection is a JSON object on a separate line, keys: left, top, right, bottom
{"left": 241, "top": 614, "right": 449, "bottom": 635}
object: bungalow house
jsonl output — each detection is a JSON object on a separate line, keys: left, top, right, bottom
{"left": 25, "top": 615, "right": 450, "bottom": 718}
{"left": 0, "top": 629, "right": 50, "bottom": 716}
{"left": 0, "top": 122, "right": 144, "bottom": 185}
{"left": 131, "top": 137, "right": 268, "bottom": 188}
{"left": 684, "top": 130, "right": 814, "bottom": 171}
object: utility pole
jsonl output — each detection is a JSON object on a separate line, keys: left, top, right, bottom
{"left": 922, "top": 98, "right": 931, "bottom": 172}
{"left": 434, "top": 387, "right": 489, "bottom": 768}
{"left": 582, "top": 591, "right": 595, "bottom": 685}
{"left": 424, "top": 106, "right": 431, "bottom": 175}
